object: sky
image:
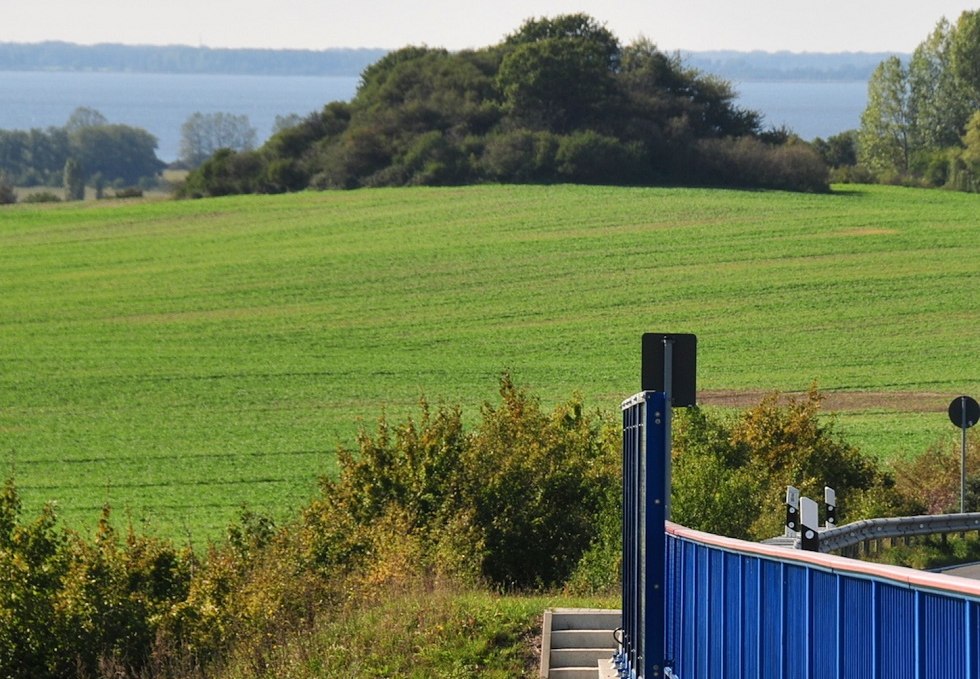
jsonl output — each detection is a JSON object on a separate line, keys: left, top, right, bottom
{"left": 3, "top": 1, "right": 978, "bottom": 53}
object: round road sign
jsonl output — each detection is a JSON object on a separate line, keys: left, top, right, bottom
{"left": 949, "top": 396, "right": 980, "bottom": 429}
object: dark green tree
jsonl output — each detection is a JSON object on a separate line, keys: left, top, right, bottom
{"left": 950, "top": 10, "right": 980, "bottom": 104}
{"left": 497, "top": 14, "right": 620, "bottom": 132}
{"left": 69, "top": 124, "right": 164, "bottom": 186}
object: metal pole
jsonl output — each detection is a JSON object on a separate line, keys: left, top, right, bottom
{"left": 963, "top": 396, "right": 968, "bottom": 513}
{"left": 663, "top": 338, "right": 673, "bottom": 520}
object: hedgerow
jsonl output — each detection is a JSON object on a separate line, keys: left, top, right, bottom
{"left": 4, "top": 379, "right": 962, "bottom": 678}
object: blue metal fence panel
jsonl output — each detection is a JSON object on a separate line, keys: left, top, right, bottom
{"left": 741, "top": 555, "right": 761, "bottom": 679}
{"left": 658, "top": 530, "right": 980, "bottom": 679}
{"left": 878, "top": 583, "right": 915, "bottom": 679}
{"left": 621, "top": 386, "right": 980, "bottom": 679}
{"left": 724, "top": 552, "right": 743, "bottom": 678}
{"left": 810, "top": 570, "right": 838, "bottom": 679}
{"left": 760, "top": 559, "right": 784, "bottom": 675}
{"left": 921, "top": 592, "right": 966, "bottom": 678}
{"left": 785, "top": 564, "right": 808, "bottom": 679}
{"left": 839, "top": 577, "right": 872, "bottom": 679}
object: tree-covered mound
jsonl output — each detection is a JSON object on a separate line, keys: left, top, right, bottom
{"left": 181, "top": 14, "right": 828, "bottom": 197}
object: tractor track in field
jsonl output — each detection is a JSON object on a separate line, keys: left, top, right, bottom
{"left": 699, "top": 390, "right": 955, "bottom": 413}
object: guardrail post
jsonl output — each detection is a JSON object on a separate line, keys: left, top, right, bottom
{"left": 786, "top": 485, "right": 801, "bottom": 537}
{"left": 800, "top": 496, "right": 820, "bottom": 551}
{"left": 824, "top": 486, "right": 837, "bottom": 527}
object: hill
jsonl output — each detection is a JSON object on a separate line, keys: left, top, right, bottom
{"left": 1, "top": 184, "right": 977, "bottom": 541}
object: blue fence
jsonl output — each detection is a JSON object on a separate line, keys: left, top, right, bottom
{"left": 664, "top": 523, "right": 980, "bottom": 679}
{"left": 619, "top": 389, "right": 980, "bottom": 679}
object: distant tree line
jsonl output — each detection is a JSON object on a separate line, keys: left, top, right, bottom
{"left": 180, "top": 14, "right": 830, "bottom": 197}
{"left": 0, "top": 107, "right": 265, "bottom": 202}
{"left": 683, "top": 50, "right": 905, "bottom": 82}
{"left": 0, "top": 42, "right": 387, "bottom": 76}
{"left": 846, "top": 10, "right": 980, "bottom": 191}
{"left": 0, "top": 107, "right": 164, "bottom": 194}
{"left": 1, "top": 41, "right": 897, "bottom": 82}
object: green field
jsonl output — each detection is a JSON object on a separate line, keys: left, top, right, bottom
{"left": 1, "top": 184, "right": 977, "bottom": 542}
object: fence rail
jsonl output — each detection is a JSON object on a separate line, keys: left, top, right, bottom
{"left": 764, "top": 512, "right": 980, "bottom": 556}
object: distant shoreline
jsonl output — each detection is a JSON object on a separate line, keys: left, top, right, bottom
{"left": 0, "top": 41, "right": 903, "bottom": 82}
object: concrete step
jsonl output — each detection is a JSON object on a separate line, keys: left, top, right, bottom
{"left": 549, "top": 668, "right": 601, "bottom": 679}
{"left": 551, "top": 648, "right": 617, "bottom": 667}
{"left": 549, "top": 608, "right": 622, "bottom": 631}
{"left": 550, "top": 629, "right": 617, "bottom": 649}
{"left": 541, "top": 608, "right": 621, "bottom": 678}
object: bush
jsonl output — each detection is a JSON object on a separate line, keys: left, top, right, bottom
{"left": 21, "top": 191, "right": 62, "bottom": 203}
{"left": 0, "top": 480, "right": 194, "bottom": 679}
{"left": 671, "top": 386, "right": 896, "bottom": 540}
{"left": 892, "top": 434, "right": 980, "bottom": 514}
{"left": 179, "top": 149, "right": 270, "bottom": 198}
{"left": 480, "top": 129, "right": 560, "bottom": 182}
{"left": 694, "top": 137, "right": 830, "bottom": 192}
{"left": 301, "top": 375, "right": 618, "bottom": 591}
{"left": 113, "top": 187, "right": 144, "bottom": 199}
{"left": 555, "top": 131, "right": 649, "bottom": 184}
{"left": 0, "top": 175, "right": 15, "bottom": 204}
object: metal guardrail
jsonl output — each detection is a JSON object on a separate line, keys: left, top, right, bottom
{"left": 764, "top": 511, "right": 980, "bottom": 554}
{"left": 820, "top": 511, "right": 980, "bottom": 552}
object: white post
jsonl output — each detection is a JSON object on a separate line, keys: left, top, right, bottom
{"left": 800, "top": 496, "right": 820, "bottom": 551}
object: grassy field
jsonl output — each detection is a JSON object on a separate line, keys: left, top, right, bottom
{"left": 1, "top": 184, "right": 977, "bottom": 542}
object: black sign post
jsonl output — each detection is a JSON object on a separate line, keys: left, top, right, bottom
{"left": 948, "top": 396, "right": 979, "bottom": 513}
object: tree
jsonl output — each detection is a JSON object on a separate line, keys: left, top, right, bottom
{"left": 179, "top": 112, "right": 257, "bottom": 168}
{"left": 858, "top": 56, "right": 916, "bottom": 176}
{"left": 950, "top": 10, "right": 980, "bottom": 104}
{"left": 908, "top": 19, "right": 970, "bottom": 150}
{"left": 497, "top": 14, "right": 620, "bottom": 132}
{"left": 63, "top": 158, "right": 84, "bottom": 201}
{"left": 64, "top": 106, "right": 108, "bottom": 133}
{"left": 69, "top": 124, "right": 164, "bottom": 186}
{"left": 272, "top": 113, "right": 303, "bottom": 135}
{"left": 813, "top": 130, "right": 858, "bottom": 168}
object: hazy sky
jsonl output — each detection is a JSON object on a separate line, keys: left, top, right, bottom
{"left": 4, "top": 1, "right": 978, "bottom": 53}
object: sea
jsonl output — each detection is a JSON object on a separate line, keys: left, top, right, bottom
{"left": 0, "top": 71, "right": 868, "bottom": 163}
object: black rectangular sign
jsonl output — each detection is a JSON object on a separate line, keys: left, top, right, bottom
{"left": 641, "top": 332, "right": 697, "bottom": 407}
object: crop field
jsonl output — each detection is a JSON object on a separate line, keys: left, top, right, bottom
{"left": 1, "top": 184, "right": 977, "bottom": 542}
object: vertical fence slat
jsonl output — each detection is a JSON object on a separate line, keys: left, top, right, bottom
{"left": 838, "top": 578, "right": 873, "bottom": 679}
{"left": 809, "top": 570, "right": 838, "bottom": 679}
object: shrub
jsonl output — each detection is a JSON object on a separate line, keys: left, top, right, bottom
{"left": 21, "top": 191, "right": 62, "bottom": 203}
{"left": 672, "top": 386, "right": 896, "bottom": 540}
{"left": 0, "top": 175, "right": 15, "bottom": 204}
{"left": 694, "top": 137, "right": 830, "bottom": 192}
{"left": 555, "top": 131, "right": 649, "bottom": 184}
{"left": 892, "top": 435, "right": 980, "bottom": 514}
{"left": 0, "top": 481, "right": 194, "bottom": 679}
{"left": 113, "top": 187, "right": 144, "bottom": 198}
{"left": 301, "top": 375, "right": 618, "bottom": 591}
{"left": 480, "top": 129, "right": 560, "bottom": 182}
{"left": 464, "top": 377, "right": 618, "bottom": 588}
